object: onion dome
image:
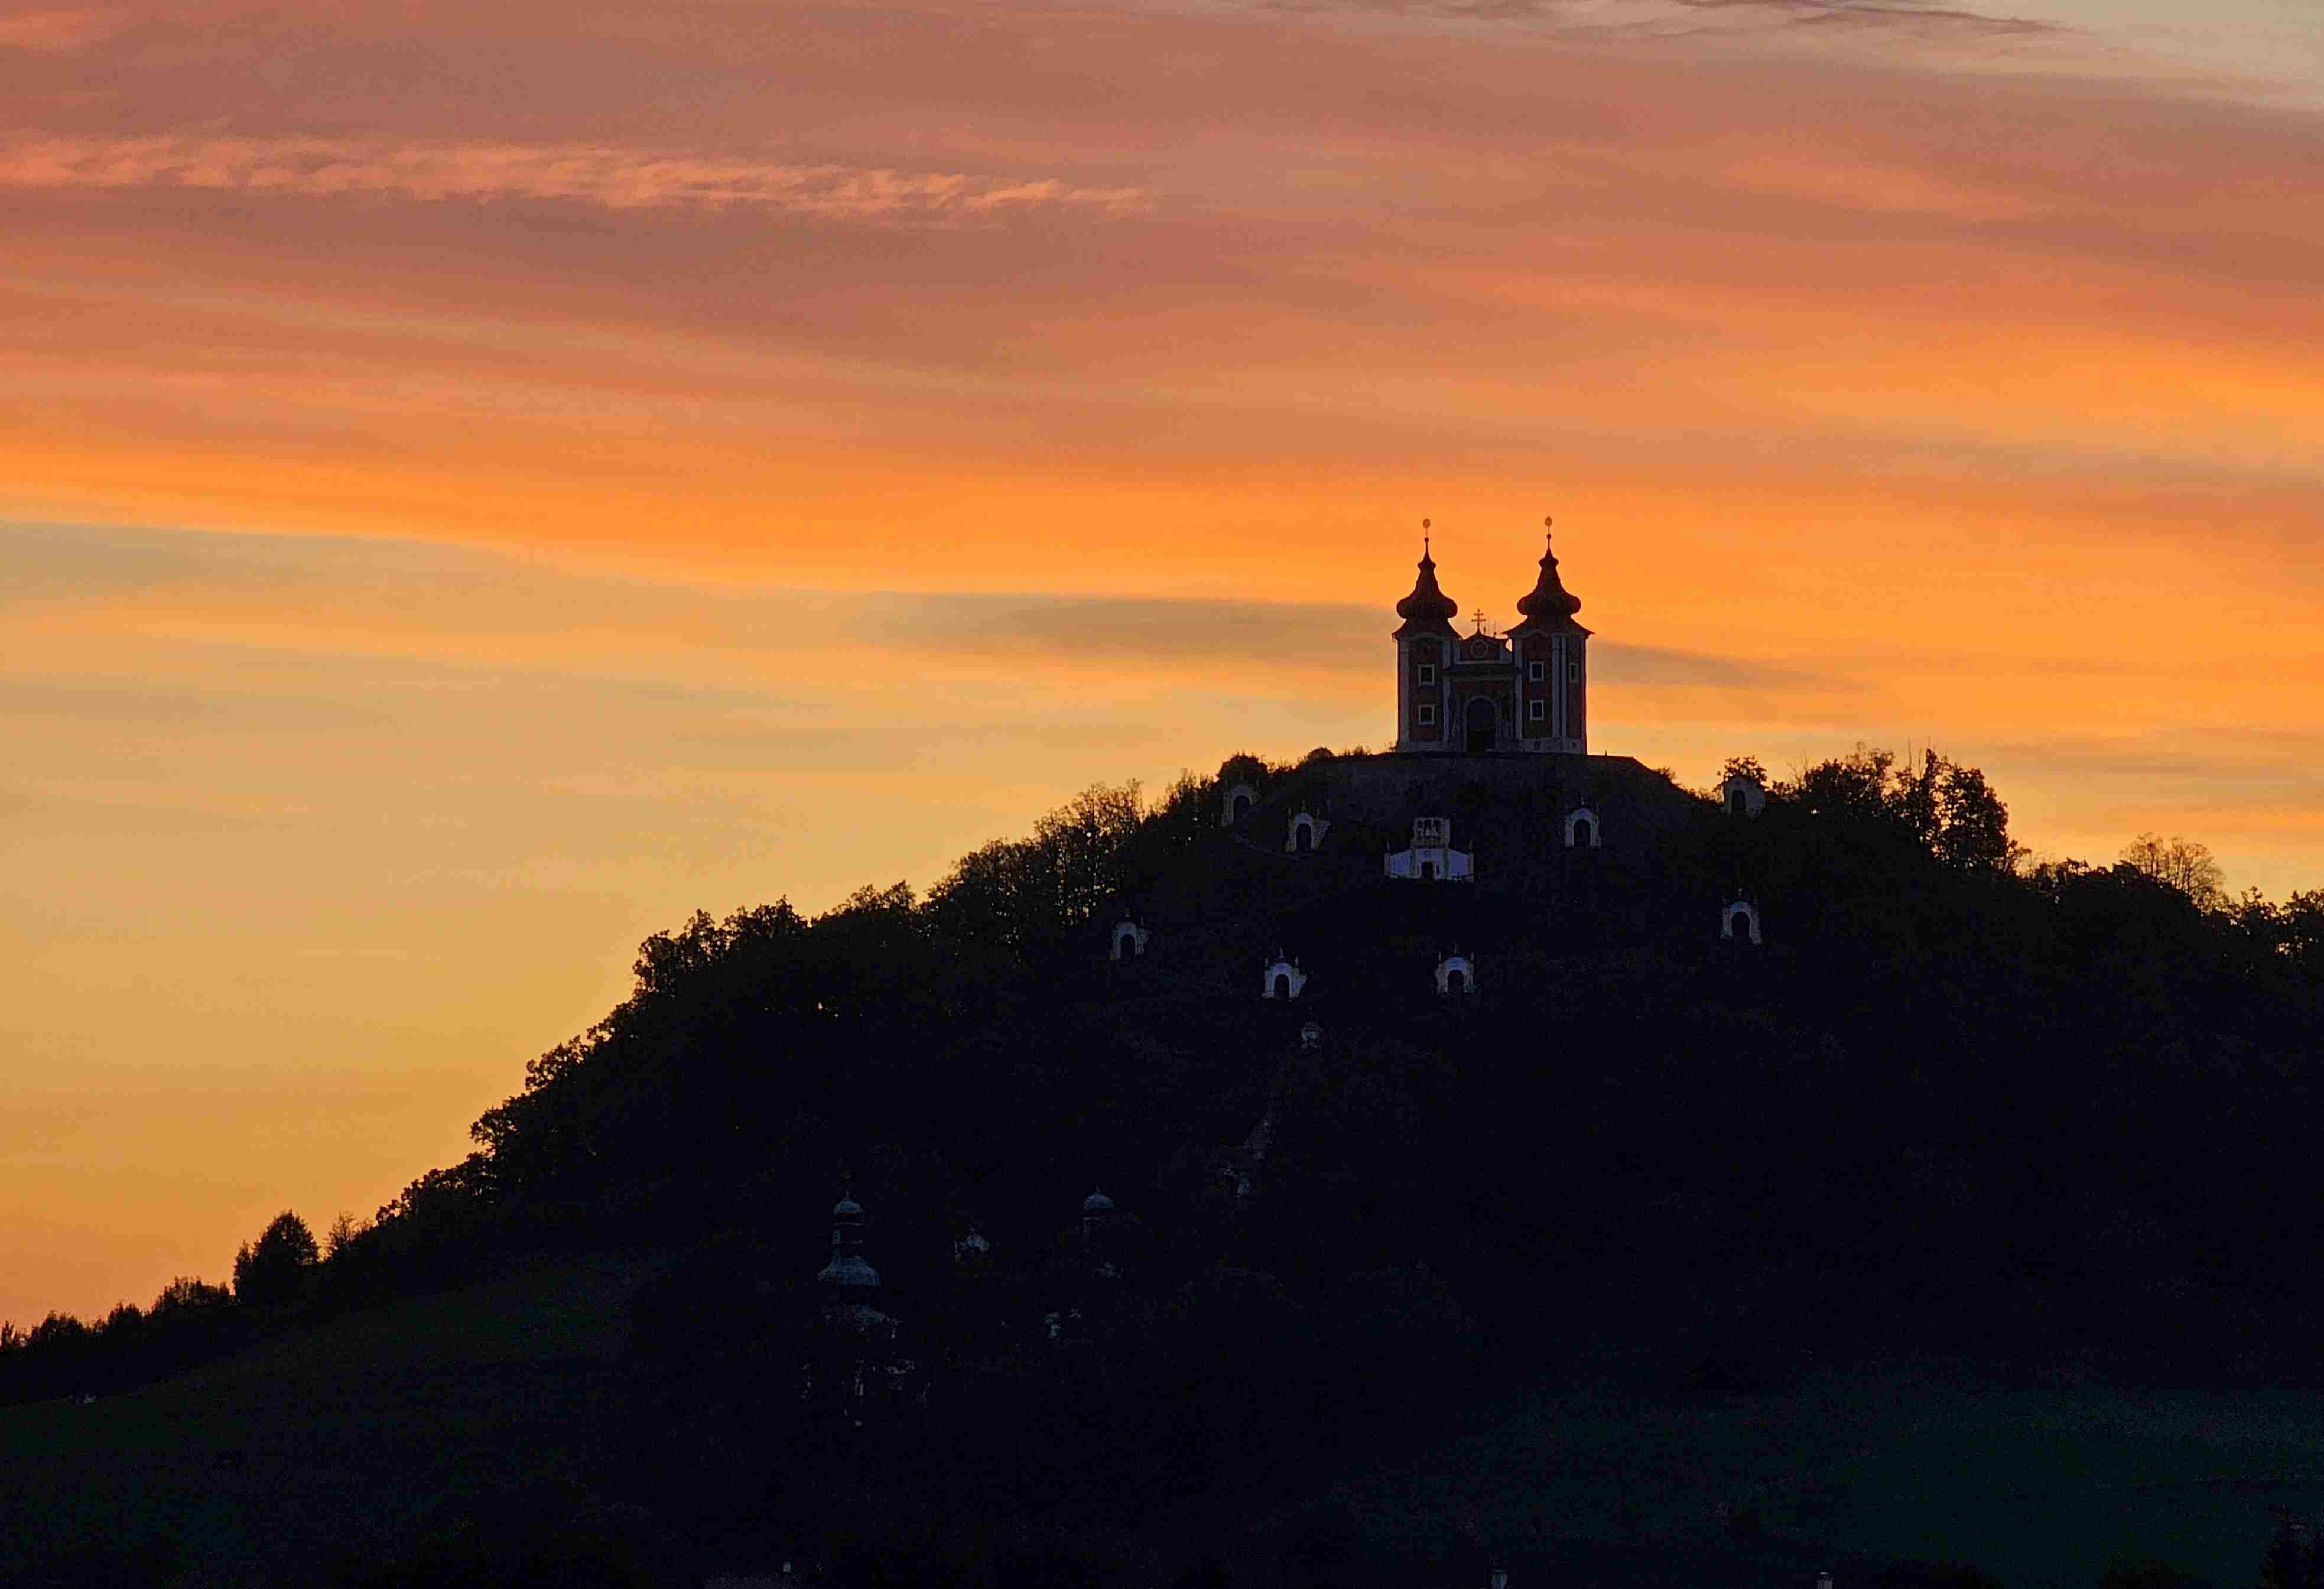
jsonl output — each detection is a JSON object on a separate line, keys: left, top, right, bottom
{"left": 1513, "top": 519, "right": 1582, "bottom": 625}
{"left": 1393, "top": 522, "right": 1460, "bottom": 637}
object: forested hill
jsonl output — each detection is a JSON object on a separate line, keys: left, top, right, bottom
{"left": 453, "top": 740, "right": 2323, "bottom": 1360}
{"left": 5, "top": 745, "right": 2322, "bottom": 1582}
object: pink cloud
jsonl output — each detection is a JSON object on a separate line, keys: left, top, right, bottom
{"left": 0, "top": 132, "right": 1150, "bottom": 221}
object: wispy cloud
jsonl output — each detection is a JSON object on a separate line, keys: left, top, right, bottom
{"left": 0, "top": 134, "right": 1152, "bottom": 222}
{"left": 0, "top": 7, "right": 128, "bottom": 54}
{"left": 1252, "top": 0, "right": 2060, "bottom": 41}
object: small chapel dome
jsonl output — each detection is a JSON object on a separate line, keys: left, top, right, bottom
{"left": 1083, "top": 1188, "right": 1115, "bottom": 1216}
{"left": 818, "top": 1192, "right": 880, "bottom": 1289}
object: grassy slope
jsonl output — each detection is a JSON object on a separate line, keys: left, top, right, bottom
{"left": 3, "top": 1254, "right": 2318, "bottom": 1587}
{"left": 1328, "top": 1358, "right": 2324, "bottom": 1588}
{"left": 0, "top": 1250, "right": 662, "bottom": 1588}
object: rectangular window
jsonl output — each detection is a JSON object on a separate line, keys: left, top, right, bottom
{"left": 1417, "top": 664, "right": 1436, "bottom": 685}
{"left": 1529, "top": 698, "right": 1546, "bottom": 722}
{"left": 1568, "top": 661, "right": 1581, "bottom": 683}
{"left": 1527, "top": 661, "right": 1544, "bottom": 683}
{"left": 1417, "top": 704, "right": 1436, "bottom": 726}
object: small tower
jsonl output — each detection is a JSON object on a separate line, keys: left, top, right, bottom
{"left": 815, "top": 1194, "right": 888, "bottom": 1321}
{"left": 801, "top": 1188, "right": 905, "bottom": 1422}
{"left": 1392, "top": 521, "right": 1461, "bottom": 751}
{"left": 1506, "top": 517, "right": 1591, "bottom": 753}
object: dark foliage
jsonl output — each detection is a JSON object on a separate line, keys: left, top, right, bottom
{"left": 233, "top": 1210, "right": 320, "bottom": 1308}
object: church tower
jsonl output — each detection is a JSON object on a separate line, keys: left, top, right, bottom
{"left": 1391, "top": 524, "right": 1460, "bottom": 751}
{"left": 1506, "top": 519, "right": 1590, "bottom": 753}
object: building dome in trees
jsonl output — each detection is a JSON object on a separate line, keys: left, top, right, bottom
{"left": 817, "top": 1194, "right": 881, "bottom": 1290}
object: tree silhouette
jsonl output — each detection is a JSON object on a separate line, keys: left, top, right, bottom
{"left": 232, "top": 1210, "right": 319, "bottom": 1308}
{"left": 2121, "top": 832, "right": 2228, "bottom": 912}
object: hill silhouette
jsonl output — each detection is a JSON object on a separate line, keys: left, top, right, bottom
{"left": 4, "top": 745, "right": 2322, "bottom": 1586}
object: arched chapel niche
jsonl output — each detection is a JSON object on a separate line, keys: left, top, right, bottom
{"left": 1435, "top": 954, "right": 1475, "bottom": 995}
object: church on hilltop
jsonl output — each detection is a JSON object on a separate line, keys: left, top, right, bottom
{"left": 1116, "top": 518, "right": 1772, "bottom": 998}
{"left": 1393, "top": 517, "right": 1589, "bottom": 756}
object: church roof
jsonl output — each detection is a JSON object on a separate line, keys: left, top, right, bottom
{"left": 1393, "top": 531, "right": 1460, "bottom": 638}
{"left": 1510, "top": 522, "right": 1587, "bottom": 633}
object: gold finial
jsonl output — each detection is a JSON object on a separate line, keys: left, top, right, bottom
{"left": 1422, "top": 516, "right": 1432, "bottom": 558}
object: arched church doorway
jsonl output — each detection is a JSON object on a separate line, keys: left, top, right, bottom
{"left": 1465, "top": 696, "right": 1497, "bottom": 752}
{"left": 1420, "top": 860, "right": 1436, "bottom": 881}
{"left": 1294, "top": 821, "right": 1313, "bottom": 853}
{"left": 1231, "top": 792, "right": 1252, "bottom": 823}
{"left": 1272, "top": 973, "right": 1292, "bottom": 999}
{"left": 1727, "top": 787, "right": 1746, "bottom": 818}
{"left": 1573, "top": 816, "right": 1595, "bottom": 847}
{"left": 1445, "top": 967, "right": 1467, "bottom": 995}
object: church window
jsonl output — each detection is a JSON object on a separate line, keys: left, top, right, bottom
{"left": 1417, "top": 664, "right": 1436, "bottom": 685}
{"left": 1528, "top": 661, "right": 1544, "bottom": 683}
{"left": 1568, "top": 661, "right": 1581, "bottom": 682}
{"left": 1529, "top": 699, "right": 1546, "bottom": 722}
{"left": 1417, "top": 704, "right": 1436, "bottom": 726}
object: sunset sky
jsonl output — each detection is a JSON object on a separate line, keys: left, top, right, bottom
{"left": 5, "top": 0, "right": 2322, "bottom": 1324}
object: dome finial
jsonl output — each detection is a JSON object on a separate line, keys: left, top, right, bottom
{"left": 1422, "top": 516, "right": 1432, "bottom": 560}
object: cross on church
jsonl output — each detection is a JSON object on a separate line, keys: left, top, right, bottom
{"left": 1470, "top": 607, "right": 1490, "bottom": 635}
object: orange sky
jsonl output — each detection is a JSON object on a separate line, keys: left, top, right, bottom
{"left": 4, "top": 0, "right": 2323, "bottom": 1326}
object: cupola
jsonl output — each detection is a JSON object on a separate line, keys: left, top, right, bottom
{"left": 1393, "top": 522, "right": 1460, "bottom": 638}
{"left": 1512, "top": 518, "right": 1583, "bottom": 629}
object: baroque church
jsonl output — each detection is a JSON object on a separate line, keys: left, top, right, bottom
{"left": 1393, "top": 518, "right": 1590, "bottom": 756}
